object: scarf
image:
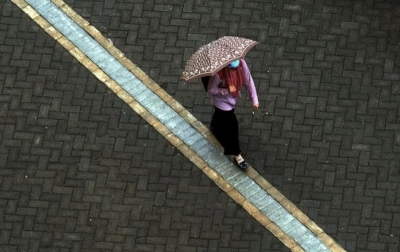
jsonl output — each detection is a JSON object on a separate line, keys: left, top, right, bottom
{"left": 220, "top": 61, "right": 244, "bottom": 98}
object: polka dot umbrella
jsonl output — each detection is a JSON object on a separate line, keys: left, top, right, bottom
{"left": 180, "top": 36, "right": 259, "bottom": 82}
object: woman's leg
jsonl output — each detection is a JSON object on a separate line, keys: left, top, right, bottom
{"left": 210, "top": 107, "right": 240, "bottom": 156}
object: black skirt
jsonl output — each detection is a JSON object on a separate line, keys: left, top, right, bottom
{"left": 210, "top": 106, "right": 240, "bottom": 156}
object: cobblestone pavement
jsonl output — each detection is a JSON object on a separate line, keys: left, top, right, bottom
{"left": 1, "top": 0, "right": 400, "bottom": 251}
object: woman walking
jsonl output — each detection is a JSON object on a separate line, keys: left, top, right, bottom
{"left": 207, "top": 58, "right": 259, "bottom": 169}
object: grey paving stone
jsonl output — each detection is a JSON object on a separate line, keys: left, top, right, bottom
{"left": 26, "top": 0, "right": 51, "bottom": 9}
{"left": 202, "top": 150, "right": 231, "bottom": 169}
{"left": 283, "top": 220, "right": 309, "bottom": 239}
{"left": 121, "top": 78, "right": 147, "bottom": 94}
{"left": 260, "top": 200, "right": 282, "bottom": 216}
{"left": 190, "top": 137, "right": 211, "bottom": 154}
{"left": 178, "top": 127, "right": 203, "bottom": 145}
{"left": 99, "top": 59, "right": 121, "bottom": 75}
{"left": 130, "top": 88, "right": 153, "bottom": 103}
{"left": 247, "top": 187, "right": 268, "bottom": 202}
{"left": 235, "top": 178, "right": 257, "bottom": 195}
{"left": 217, "top": 164, "right": 244, "bottom": 180}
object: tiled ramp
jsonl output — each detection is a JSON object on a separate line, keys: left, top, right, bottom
{"left": 12, "top": 0, "right": 346, "bottom": 251}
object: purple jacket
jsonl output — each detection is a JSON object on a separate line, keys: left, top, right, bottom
{"left": 207, "top": 59, "right": 259, "bottom": 111}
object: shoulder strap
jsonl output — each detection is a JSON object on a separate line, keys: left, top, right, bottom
{"left": 217, "top": 70, "right": 224, "bottom": 79}
{"left": 201, "top": 77, "right": 210, "bottom": 91}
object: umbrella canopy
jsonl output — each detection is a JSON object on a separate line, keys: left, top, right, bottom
{"left": 180, "top": 36, "right": 259, "bottom": 82}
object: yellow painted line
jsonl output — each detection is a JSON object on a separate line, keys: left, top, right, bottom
{"left": 11, "top": 0, "right": 346, "bottom": 251}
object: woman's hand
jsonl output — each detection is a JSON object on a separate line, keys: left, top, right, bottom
{"left": 253, "top": 103, "right": 259, "bottom": 111}
{"left": 228, "top": 85, "right": 236, "bottom": 93}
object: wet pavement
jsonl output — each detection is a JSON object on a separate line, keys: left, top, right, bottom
{"left": 1, "top": 0, "right": 400, "bottom": 251}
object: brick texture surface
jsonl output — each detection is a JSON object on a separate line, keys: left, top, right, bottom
{"left": 2, "top": 0, "right": 400, "bottom": 251}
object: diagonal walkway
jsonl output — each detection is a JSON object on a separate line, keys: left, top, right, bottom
{"left": 12, "top": 0, "right": 345, "bottom": 251}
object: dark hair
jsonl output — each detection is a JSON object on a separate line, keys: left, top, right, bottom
{"left": 201, "top": 77, "right": 210, "bottom": 91}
